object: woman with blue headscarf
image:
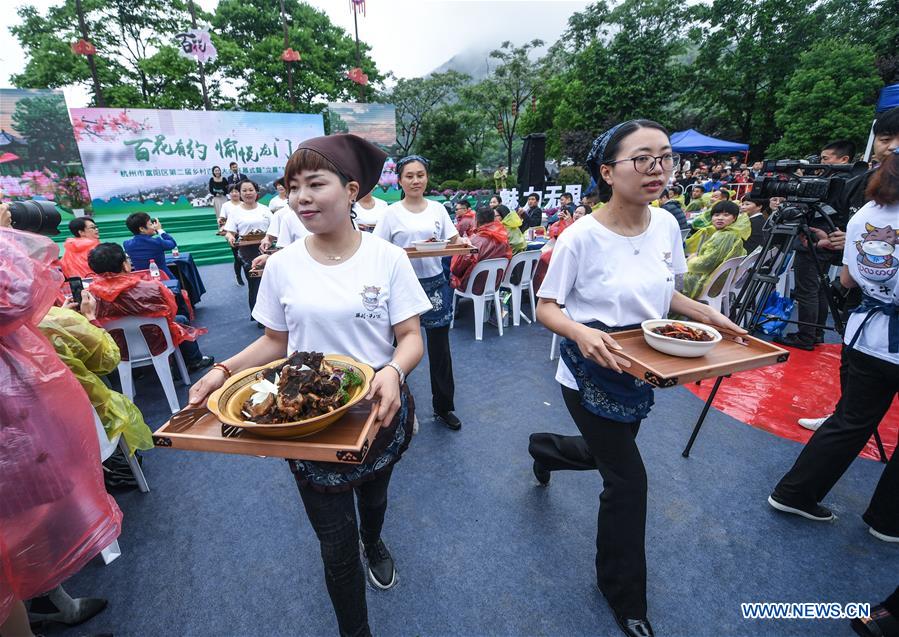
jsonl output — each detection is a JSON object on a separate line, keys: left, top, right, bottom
{"left": 528, "top": 121, "right": 744, "bottom": 637}
{"left": 374, "top": 155, "right": 469, "bottom": 431}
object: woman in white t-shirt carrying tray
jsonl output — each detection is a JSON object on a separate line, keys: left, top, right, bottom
{"left": 223, "top": 179, "right": 272, "bottom": 318}
{"left": 528, "top": 120, "right": 744, "bottom": 637}
{"left": 770, "top": 149, "right": 899, "bottom": 547}
{"left": 374, "top": 155, "right": 468, "bottom": 430}
{"left": 188, "top": 134, "right": 432, "bottom": 637}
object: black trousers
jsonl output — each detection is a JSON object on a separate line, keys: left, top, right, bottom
{"left": 230, "top": 245, "right": 243, "bottom": 281}
{"left": 792, "top": 248, "right": 837, "bottom": 344}
{"left": 528, "top": 386, "right": 648, "bottom": 619}
{"left": 425, "top": 325, "right": 455, "bottom": 413}
{"left": 773, "top": 347, "right": 899, "bottom": 536}
{"left": 294, "top": 466, "right": 394, "bottom": 637}
{"left": 237, "top": 245, "right": 261, "bottom": 315}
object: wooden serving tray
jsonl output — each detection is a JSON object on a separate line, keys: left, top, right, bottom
{"left": 404, "top": 245, "right": 478, "bottom": 259}
{"left": 608, "top": 329, "right": 789, "bottom": 387}
{"left": 153, "top": 400, "right": 380, "bottom": 464}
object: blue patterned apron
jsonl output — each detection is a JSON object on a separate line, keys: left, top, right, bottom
{"left": 418, "top": 272, "right": 453, "bottom": 329}
{"left": 559, "top": 321, "right": 655, "bottom": 423}
{"left": 848, "top": 294, "right": 899, "bottom": 353}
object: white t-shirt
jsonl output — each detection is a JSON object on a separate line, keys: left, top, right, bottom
{"left": 268, "top": 195, "right": 289, "bottom": 212}
{"left": 353, "top": 197, "right": 389, "bottom": 226}
{"left": 223, "top": 203, "right": 272, "bottom": 236}
{"left": 219, "top": 200, "right": 240, "bottom": 220}
{"left": 843, "top": 200, "right": 899, "bottom": 365}
{"left": 538, "top": 207, "right": 688, "bottom": 389}
{"left": 274, "top": 207, "right": 310, "bottom": 248}
{"left": 252, "top": 232, "right": 432, "bottom": 368}
{"left": 374, "top": 199, "right": 458, "bottom": 278}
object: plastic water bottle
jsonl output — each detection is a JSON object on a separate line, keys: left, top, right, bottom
{"left": 148, "top": 259, "right": 160, "bottom": 279}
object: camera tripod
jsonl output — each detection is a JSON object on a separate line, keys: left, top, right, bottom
{"left": 681, "top": 203, "right": 889, "bottom": 462}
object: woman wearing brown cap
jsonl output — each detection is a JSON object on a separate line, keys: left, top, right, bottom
{"left": 188, "top": 134, "right": 432, "bottom": 637}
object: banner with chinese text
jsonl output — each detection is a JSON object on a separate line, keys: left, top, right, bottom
{"left": 70, "top": 107, "right": 324, "bottom": 204}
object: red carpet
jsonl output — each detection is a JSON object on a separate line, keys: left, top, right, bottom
{"left": 685, "top": 344, "right": 897, "bottom": 461}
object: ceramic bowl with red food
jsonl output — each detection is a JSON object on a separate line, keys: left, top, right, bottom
{"left": 641, "top": 319, "right": 722, "bottom": 358}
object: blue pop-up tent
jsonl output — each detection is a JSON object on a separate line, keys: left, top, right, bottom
{"left": 669, "top": 129, "right": 749, "bottom": 155}
{"left": 864, "top": 83, "right": 899, "bottom": 160}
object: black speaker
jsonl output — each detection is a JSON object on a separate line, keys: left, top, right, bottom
{"left": 517, "top": 133, "right": 546, "bottom": 197}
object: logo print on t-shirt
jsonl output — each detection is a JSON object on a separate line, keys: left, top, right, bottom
{"left": 855, "top": 223, "right": 899, "bottom": 284}
{"left": 360, "top": 285, "right": 382, "bottom": 311}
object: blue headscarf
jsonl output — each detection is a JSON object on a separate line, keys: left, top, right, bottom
{"left": 585, "top": 121, "right": 631, "bottom": 183}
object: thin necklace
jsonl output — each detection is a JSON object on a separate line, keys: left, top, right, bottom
{"left": 612, "top": 208, "right": 650, "bottom": 255}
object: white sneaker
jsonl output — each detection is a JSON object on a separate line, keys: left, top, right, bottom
{"left": 869, "top": 526, "right": 899, "bottom": 543}
{"left": 412, "top": 414, "right": 419, "bottom": 436}
{"left": 797, "top": 416, "right": 830, "bottom": 431}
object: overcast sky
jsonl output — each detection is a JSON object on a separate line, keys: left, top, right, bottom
{"left": 1, "top": 0, "right": 591, "bottom": 107}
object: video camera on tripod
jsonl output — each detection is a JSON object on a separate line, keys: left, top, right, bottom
{"left": 729, "top": 159, "right": 865, "bottom": 333}
{"left": 750, "top": 159, "right": 864, "bottom": 227}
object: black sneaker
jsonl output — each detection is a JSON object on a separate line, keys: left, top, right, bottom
{"left": 533, "top": 459, "right": 551, "bottom": 486}
{"left": 360, "top": 539, "right": 397, "bottom": 590}
{"left": 187, "top": 355, "right": 215, "bottom": 372}
{"left": 767, "top": 494, "right": 834, "bottom": 521}
{"left": 434, "top": 411, "right": 462, "bottom": 430}
{"left": 774, "top": 334, "right": 815, "bottom": 351}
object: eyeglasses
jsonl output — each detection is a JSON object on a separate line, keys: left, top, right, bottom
{"left": 607, "top": 153, "right": 680, "bottom": 174}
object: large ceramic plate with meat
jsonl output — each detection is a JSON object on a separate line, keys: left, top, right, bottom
{"left": 207, "top": 352, "right": 375, "bottom": 439}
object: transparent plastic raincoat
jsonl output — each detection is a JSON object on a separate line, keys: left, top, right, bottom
{"left": 0, "top": 228, "right": 122, "bottom": 623}
{"left": 682, "top": 212, "right": 750, "bottom": 299}
{"left": 38, "top": 306, "right": 154, "bottom": 454}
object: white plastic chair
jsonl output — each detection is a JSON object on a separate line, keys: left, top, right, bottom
{"left": 500, "top": 250, "right": 541, "bottom": 326}
{"left": 450, "top": 258, "right": 509, "bottom": 341}
{"left": 92, "top": 406, "right": 149, "bottom": 566}
{"left": 725, "top": 247, "right": 762, "bottom": 317}
{"left": 104, "top": 316, "right": 190, "bottom": 414}
{"left": 694, "top": 255, "right": 745, "bottom": 313}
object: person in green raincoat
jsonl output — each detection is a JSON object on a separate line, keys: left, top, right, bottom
{"left": 688, "top": 187, "right": 733, "bottom": 231}
{"left": 683, "top": 200, "right": 749, "bottom": 299}
{"left": 499, "top": 204, "right": 527, "bottom": 254}
{"left": 38, "top": 292, "right": 153, "bottom": 455}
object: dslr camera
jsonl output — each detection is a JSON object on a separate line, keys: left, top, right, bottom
{"left": 7, "top": 200, "right": 62, "bottom": 236}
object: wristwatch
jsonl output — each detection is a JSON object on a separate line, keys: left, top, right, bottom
{"left": 385, "top": 361, "right": 405, "bottom": 386}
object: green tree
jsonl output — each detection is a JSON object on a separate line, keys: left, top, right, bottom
{"left": 414, "top": 107, "right": 476, "bottom": 184}
{"left": 11, "top": 93, "right": 81, "bottom": 162}
{"left": 689, "top": 0, "right": 830, "bottom": 153}
{"left": 213, "top": 0, "right": 382, "bottom": 112}
{"left": 382, "top": 71, "right": 469, "bottom": 157}
{"left": 767, "top": 39, "right": 881, "bottom": 158}
{"left": 11, "top": 0, "right": 210, "bottom": 108}
{"left": 475, "top": 39, "right": 545, "bottom": 172}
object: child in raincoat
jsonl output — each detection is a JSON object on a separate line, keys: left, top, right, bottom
{"left": 38, "top": 301, "right": 153, "bottom": 455}
{"left": 683, "top": 200, "right": 749, "bottom": 299}
{"left": 500, "top": 204, "right": 527, "bottom": 254}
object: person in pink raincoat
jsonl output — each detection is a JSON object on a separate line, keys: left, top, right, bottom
{"left": 0, "top": 207, "right": 122, "bottom": 635}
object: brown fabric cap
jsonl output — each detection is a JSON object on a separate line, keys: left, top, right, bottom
{"left": 296, "top": 134, "right": 387, "bottom": 195}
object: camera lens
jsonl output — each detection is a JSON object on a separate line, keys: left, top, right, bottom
{"left": 9, "top": 201, "right": 62, "bottom": 236}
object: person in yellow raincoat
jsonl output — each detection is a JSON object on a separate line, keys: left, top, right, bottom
{"left": 683, "top": 200, "right": 749, "bottom": 299}
{"left": 500, "top": 204, "right": 527, "bottom": 254}
{"left": 38, "top": 293, "right": 153, "bottom": 455}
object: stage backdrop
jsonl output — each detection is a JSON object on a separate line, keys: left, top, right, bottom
{"left": 327, "top": 102, "right": 398, "bottom": 191}
{"left": 69, "top": 108, "right": 324, "bottom": 205}
{"left": 0, "top": 89, "right": 90, "bottom": 210}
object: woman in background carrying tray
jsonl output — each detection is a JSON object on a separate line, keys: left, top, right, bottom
{"left": 528, "top": 120, "right": 744, "bottom": 637}
{"left": 188, "top": 134, "right": 432, "bottom": 637}
{"left": 373, "top": 155, "right": 468, "bottom": 431}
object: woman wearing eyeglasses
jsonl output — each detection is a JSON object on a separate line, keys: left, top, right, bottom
{"left": 374, "top": 155, "right": 467, "bottom": 430}
{"left": 528, "top": 120, "right": 744, "bottom": 637}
